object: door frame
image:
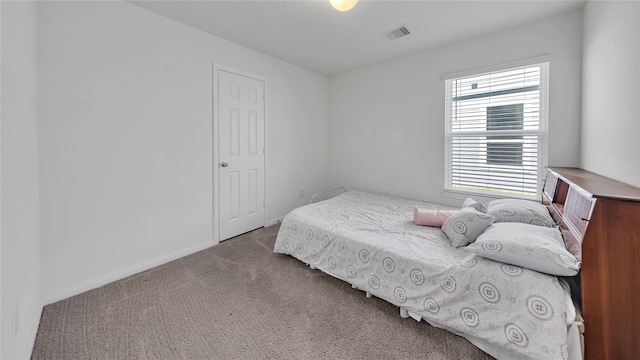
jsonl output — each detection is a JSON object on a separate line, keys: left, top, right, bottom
{"left": 212, "top": 63, "right": 269, "bottom": 244}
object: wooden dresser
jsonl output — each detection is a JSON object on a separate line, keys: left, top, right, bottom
{"left": 543, "top": 167, "right": 640, "bottom": 360}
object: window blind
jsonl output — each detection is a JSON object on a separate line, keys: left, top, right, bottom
{"left": 444, "top": 62, "right": 549, "bottom": 199}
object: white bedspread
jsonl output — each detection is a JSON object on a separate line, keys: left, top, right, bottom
{"left": 274, "top": 191, "right": 572, "bottom": 360}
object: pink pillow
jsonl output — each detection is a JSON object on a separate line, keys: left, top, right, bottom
{"left": 414, "top": 208, "right": 457, "bottom": 227}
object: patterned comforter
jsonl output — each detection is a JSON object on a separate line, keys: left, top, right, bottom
{"left": 273, "top": 191, "right": 572, "bottom": 360}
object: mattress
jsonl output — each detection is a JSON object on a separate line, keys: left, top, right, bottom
{"left": 274, "top": 191, "right": 575, "bottom": 360}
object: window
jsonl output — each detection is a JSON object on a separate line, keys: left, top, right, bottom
{"left": 444, "top": 61, "right": 549, "bottom": 199}
{"left": 486, "top": 104, "right": 523, "bottom": 166}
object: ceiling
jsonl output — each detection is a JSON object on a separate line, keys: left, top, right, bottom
{"left": 131, "top": 0, "right": 585, "bottom": 76}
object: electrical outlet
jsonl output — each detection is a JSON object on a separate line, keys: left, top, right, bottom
{"left": 12, "top": 306, "right": 19, "bottom": 339}
{"left": 299, "top": 189, "right": 304, "bottom": 198}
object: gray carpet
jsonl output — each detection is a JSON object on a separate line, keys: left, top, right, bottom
{"left": 32, "top": 225, "right": 494, "bottom": 360}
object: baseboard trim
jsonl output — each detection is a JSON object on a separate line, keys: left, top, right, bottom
{"left": 43, "top": 240, "right": 215, "bottom": 305}
{"left": 266, "top": 216, "right": 284, "bottom": 227}
{"left": 25, "top": 296, "right": 44, "bottom": 360}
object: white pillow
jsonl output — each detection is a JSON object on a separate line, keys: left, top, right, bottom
{"left": 486, "top": 198, "right": 555, "bottom": 227}
{"left": 462, "top": 197, "right": 488, "bottom": 213}
{"left": 441, "top": 207, "right": 495, "bottom": 247}
{"left": 467, "top": 223, "right": 580, "bottom": 276}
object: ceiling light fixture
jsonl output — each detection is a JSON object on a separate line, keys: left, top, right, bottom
{"left": 330, "top": 0, "right": 358, "bottom": 12}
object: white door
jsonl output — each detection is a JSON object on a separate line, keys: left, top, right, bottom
{"left": 217, "top": 69, "right": 265, "bottom": 241}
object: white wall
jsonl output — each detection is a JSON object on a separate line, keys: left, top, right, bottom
{"left": 1, "top": 1, "right": 42, "bottom": 358}
{"left": 39, "top": 1, "right": 329, "bottom": 302}
{"left": 581, "top": 1, "right": 640, "bottom": 187}
{"left": 329, "top": 10, "right": 583, "bottom": 207}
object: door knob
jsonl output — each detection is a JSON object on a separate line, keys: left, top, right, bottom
{"left": 220, "top": 162, "right": 229, "bottom": 167}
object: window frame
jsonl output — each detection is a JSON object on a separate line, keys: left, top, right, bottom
{"left": 442, "top": 57, "right": 550, "bottom": 201}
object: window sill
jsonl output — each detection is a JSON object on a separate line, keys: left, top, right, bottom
{"left": 441, "top": 189, "right": 538, "bottom": 203}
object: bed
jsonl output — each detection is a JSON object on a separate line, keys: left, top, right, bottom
{"left": 273, "top": 190, "right": 583, "bottom": 360}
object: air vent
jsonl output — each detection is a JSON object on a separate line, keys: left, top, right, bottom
{"left": 382, "top": 25, "right": 411, "bottom": 41}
